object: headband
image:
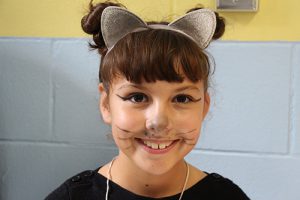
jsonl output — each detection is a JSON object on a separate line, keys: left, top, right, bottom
{"left": 101, "top": 6, "right": 216, "bottom": 51}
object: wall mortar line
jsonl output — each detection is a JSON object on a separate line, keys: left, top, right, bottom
{"left": 49, "top": 39, "right": 55, "bottom": 142}
{"left": 288, "top": 43, "right": 296, "bottom": 155}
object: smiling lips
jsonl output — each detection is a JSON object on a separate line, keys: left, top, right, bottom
{"left": 136, "top": 138, "right": 179, "bottom": 154}
{"left": 143, "top": 140, "right": 173, "bottom": 149}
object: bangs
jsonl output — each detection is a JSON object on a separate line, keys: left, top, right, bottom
{"left": 101, "top": 29, "right": 212, "bottom": 89}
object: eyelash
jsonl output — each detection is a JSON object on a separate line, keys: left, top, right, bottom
{"left": 117, "top": 93, "right": 148, "bottom": 103}
{"left": 173, "top": 94, "right": 201, "bottom": 104}
{"left": 117, "top": 93, "right": 201, "bottom": 104}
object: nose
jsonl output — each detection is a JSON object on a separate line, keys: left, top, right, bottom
{"left": 145, "top": 102, "right": 171, "bottom": 135}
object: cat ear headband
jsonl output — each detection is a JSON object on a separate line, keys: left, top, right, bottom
{"left": 101, "top": 6, "right": 216, "bottom": 51}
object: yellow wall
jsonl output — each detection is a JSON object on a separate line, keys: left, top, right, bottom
{"left": 0, "top": 0, "right": 299, "bottom": 41}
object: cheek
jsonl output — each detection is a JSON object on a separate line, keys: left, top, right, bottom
{"left": 111, "top": 106, "right": 145, "bottom": 132}
{"left": 173, "top": 108, "right": 204, "bottom": 129}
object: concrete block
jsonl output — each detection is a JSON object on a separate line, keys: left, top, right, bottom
{"left": 198, "top": 42, "right": 292, "bottom": 153}
{"left": 186, "top": 150, "right": 300, "bottom": 200}
{"left": 292, "top": 44, "right": 300, "bottom": 155}
{"left": 0, "top": 142, "right": 118, "bottom": 200}
{"left": 51, "top": 39, "right": 110, "bottom": 144}
{"left": 0, "top": 39, "right": 52, "bottom": 140}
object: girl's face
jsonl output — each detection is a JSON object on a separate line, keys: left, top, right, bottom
{"left": 99, "top": 76, "right": 210, "bottom": 175}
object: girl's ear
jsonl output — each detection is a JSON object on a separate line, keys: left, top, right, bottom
{"left": 202, "top": 92, "right": 210, "bottom": 119}
{"left": 98, "top": 83, "right": 111, "bottom": 124}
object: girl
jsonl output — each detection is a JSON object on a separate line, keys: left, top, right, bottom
{"left": 46, "top": 0, "right": 249, "bottom": 199}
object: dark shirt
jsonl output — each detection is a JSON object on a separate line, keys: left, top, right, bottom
{"left": 45, "top": 168, "right": 250, "bottom": 200}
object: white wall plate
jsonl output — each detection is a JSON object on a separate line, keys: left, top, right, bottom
{"left": 216, "top": 0, "right": 258, "bottom": 12}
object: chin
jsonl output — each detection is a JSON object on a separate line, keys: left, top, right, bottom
{"left": 132, "top": 154, "right": 183, "bottom": 176}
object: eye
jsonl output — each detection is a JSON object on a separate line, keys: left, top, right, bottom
{"left": 117, "top": 93, "right": 148, "bottom": 103}
{"left": 174, "top": 95, "right": 191, "bottom": 103}
{"left": 130, "top": 93, "right": 148, "bottom": 103}
{"left": 173, "top": 94, "right": 201, "bottom": 104}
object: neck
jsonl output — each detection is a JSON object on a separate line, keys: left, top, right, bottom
{"left": 110, "top": 154, "right": 188, "bottom": 198}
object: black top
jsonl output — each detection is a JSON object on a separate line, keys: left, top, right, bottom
{"left": 45, "top": 168, "right": 250, "bottom": 200}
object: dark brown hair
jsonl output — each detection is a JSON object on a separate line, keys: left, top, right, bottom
{"left": 81, "top": 0, "right": 225, "bottom": 91}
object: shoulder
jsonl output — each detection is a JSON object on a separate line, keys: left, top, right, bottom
{"left": 45, "top": 169, "right": 103, "bottom": 200}
{"left": 206, "top": 173, "right": 250, "bottom": 199}
{"left": 187, "top": 172, "right": 250, "bottom": 199}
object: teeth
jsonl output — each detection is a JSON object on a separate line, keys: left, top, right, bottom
{"left": 151, "top": 143, "right": 159, "bottom": 149}
{"left": 142, "top": 140, "right": 173, "bottom": 150}
{"left": 159, "top": 143, "right": 166, "bottom": 149}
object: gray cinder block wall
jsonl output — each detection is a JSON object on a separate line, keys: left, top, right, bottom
{"left": 0, "top": 38, "right": 300, "bottom": 200}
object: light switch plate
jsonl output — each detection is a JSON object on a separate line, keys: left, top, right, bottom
{"left": 216, "top": 0, "right": 258, "bottom": 12}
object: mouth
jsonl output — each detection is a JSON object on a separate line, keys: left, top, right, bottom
{"left": 135, "top": 138, "right": 179, "bottom": 154}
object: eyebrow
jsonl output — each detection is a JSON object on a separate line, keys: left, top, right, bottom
{"left": 174, "top": 86, "right": 201, "bottom": 92}
{"left": 117, "top": 84, "right": 147, "bottom": 91}
{"left": 117, "top": 84, "right": 201, "bottom": 92}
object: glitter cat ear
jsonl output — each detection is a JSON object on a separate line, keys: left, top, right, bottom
{"left": 101, "top": 6, "right": 147, "bottom": 50}
{"left": 101, "top": 6, "right": 216, "bottom": 50}
{"left": 169, "top": 9, "right": 216, "bottom": 49}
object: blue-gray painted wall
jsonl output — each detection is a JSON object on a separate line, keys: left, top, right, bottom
{"left": 0, "top": 38, "right": 299, "bottom": 200}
